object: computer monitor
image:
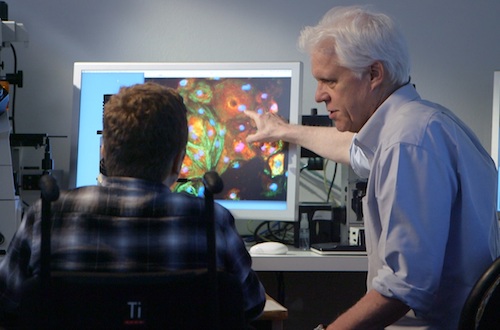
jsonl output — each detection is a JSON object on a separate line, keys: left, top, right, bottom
{"left": 69, "top": 62, "right": 302, "bottom": 222}
{"left": 491, "top": 71, "right": 500, "bottom": 214}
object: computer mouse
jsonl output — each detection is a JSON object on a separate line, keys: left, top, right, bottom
{"left": 249, "top": 242, "right": 289, "bottom": 255}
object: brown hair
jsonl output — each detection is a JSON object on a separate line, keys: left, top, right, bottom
{"left": 103, "top": 82, "right": 187, "bottom": 182}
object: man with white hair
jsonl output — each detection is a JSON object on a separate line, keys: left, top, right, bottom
{"left": 246, "top": 5, "right": 500, "bottom": 329}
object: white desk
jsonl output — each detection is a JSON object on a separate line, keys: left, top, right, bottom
{"left": 251, "top": 246, "right": 368, "bottom": 272}
{"left": 257, "top": 294, "right": 288, "bottom": 330}
{"left": 251, "top": 247, "right": 367, "bottom": 328}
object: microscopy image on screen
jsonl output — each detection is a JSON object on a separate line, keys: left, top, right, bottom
{"left": 148, "top": 77, "right": 291, "bottom": 202}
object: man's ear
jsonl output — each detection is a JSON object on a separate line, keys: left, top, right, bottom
{"left": 164, "top": 149, "right": 186, "bottom": 187}
{"left": 172, "top": 149, "right": 186, "bottom": 177}
{"left": 369, "top": 61, "right": 385, "bottom": 89}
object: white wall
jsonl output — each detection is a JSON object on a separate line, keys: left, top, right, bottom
{"left": 5, "top": 0, "right": 500, "bottom": 191}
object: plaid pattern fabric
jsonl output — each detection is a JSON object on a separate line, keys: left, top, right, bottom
{"left": 0, "top": 176, "right": 265, "bottom": 317}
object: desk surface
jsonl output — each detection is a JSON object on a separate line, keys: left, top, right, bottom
{"left": 251, "top": 246, "right": 368, "bottom": 272}
{"left": 261, "top": 294, "right": 288, "bottom": 321}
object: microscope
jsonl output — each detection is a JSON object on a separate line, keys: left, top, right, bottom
{"left": 0, "top": 86, "right": 20, "bottom": 256}
{"left": 0, "top": 3, "right": 28, "bottom": 256}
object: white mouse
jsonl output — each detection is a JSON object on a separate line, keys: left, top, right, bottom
{"left": 249, "top": 242, "right": 289, "bottom": 255}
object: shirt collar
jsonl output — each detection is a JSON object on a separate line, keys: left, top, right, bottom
{"left": 353, "top": 83, "right": 421, "bottom": 162}
{"left": 100, "top": 176, "right": 170, "bottom": 193}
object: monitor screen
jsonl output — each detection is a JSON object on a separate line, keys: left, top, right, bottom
{"left": 491, "top": 71, "right": 500, "bottom": 213}
{"left": 70, "top": 62, "right": 302, "bottom": 222}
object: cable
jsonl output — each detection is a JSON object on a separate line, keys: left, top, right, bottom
{"left": 266, "top": 222, "right": 294, "bottom": 243}
{"left": 299, "top": 163, "right": 308, "bottom": 172}
{"left": 326, "top": 162, "right": 338, "bottom": 203}
{"left": 10, "top": 44, "right": 17, "bottom": 72}
{"left": 252, "top": 221, "right": 294, "bottom": 245}
{"left": 253, "top": 221, "right": 270, "bottom": 243}
{"left": 8, "top": 44, "right": 18, "bottom": 133}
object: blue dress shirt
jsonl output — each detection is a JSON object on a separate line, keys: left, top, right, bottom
{"left": 352, "top": 84, "right": 500, "bottom": 329}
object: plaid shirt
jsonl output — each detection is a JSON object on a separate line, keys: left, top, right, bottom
{"left": 0, "top": 176, "right": 265, "bottom": 319}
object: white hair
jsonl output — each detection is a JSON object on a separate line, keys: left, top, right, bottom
{"left": 298, "top": 5, "right": 410, "bottom": 86}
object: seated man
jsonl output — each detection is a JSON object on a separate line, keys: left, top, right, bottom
{"left": 0, "top": 82, "right": 266, "bottom": 321}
